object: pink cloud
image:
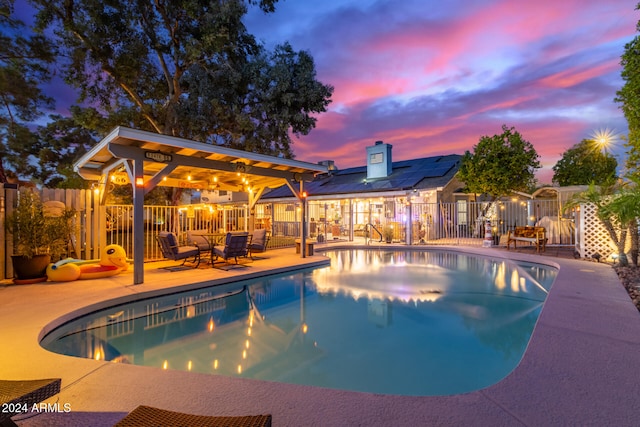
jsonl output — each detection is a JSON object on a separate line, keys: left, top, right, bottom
{"left": 539, "top": 62, "right": 620, "bottom": 89}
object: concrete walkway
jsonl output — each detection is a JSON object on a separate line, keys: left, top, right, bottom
{"left": 1, "top": 245, "right": 639, "bottom": 426}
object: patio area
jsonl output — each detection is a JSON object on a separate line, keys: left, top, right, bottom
{"left": 1, "top": 243, "right": 639, "bottom": 426}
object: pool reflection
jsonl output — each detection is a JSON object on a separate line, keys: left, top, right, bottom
{"left": 41, "top": 249, "right": 557, "bottom": 396}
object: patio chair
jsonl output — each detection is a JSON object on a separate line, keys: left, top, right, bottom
{"left": 212, "top": 232, "right": 250, "bottom": 269}
{"left": 0, "top": 378, "right": 61, "bottom": 426}
{"left": 248, "top": 228, "right": 270, "bottom": 260}
{"left": 114, "top": 405, "right": 271, "bottom": 427}
{"left": 187, "top": 229, "right": 213, "bottom": 263}
{"left": 156, "top": 231, "right": 201, "bottom": 269}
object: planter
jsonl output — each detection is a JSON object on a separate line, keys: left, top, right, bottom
{"left": 11, "top": 254, "right": 51, "bottom": 283}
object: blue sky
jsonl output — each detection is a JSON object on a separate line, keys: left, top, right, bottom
{"left": 245, "top": 0, "right": 637, "bottom": 183}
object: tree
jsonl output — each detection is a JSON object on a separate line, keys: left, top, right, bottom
{"left": 615, "top": 2, "right": 640, "bottom": 266}
{"left": 551, "top": 139, "right": 618, "bottom": 186}
{"left": 29, "top": 0, "right": 333, "bottom": 158}
{"left": 615, "top": 2, "right": 640, "bottom": 182}
{"left": 176, "top": 42, "right": 332, "bottom": 157}
{"left": 32, "top": 108, "right": 107, "bottom": 188}
{"left": 0, "top": 0, "right": 55, "bottom": 183}
{"left": 457, "top": 125, "right": 541, "bottom": 200}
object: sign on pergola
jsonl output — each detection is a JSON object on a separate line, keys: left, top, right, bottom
{"left": 74, "top": 127, "right": 327, "bottom": 284}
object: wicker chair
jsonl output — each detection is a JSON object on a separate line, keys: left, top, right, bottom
{"left": 0, "top": 378, "right": 61, "bottom": 426}
{"left": 114, "top": 405, "right": 271, "bottom": 427}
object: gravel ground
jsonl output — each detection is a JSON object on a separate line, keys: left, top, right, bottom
{"left": 615, "top": 265, "right": 640, "bottom": 311}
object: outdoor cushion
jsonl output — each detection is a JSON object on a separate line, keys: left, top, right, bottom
{"left": 156, "top": 231, "right": 200, "bottom": 267}
{"left": 213, "top": 232, "right": 249, "bottom": 267}
{"left": 250, "top": 228, "right": 267, "bottom": 247}
{"left": 187, "top": 229, "right": 212, "bottom": 251}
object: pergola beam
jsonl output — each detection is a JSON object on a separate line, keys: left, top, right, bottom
{"left": 108, "top": 144, "right": 316, "bottom": 182}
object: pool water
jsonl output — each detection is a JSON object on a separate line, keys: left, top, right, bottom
{"left": 41, "top": 249, "right": 557, "bottom": 396}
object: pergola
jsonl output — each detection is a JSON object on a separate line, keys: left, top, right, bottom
{"left": 74, "top": 127, "right": 327, "bottom": 284}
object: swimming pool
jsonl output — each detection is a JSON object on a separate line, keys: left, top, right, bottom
{"left": 41, "top": 249, "right": 557, "bottom": 396}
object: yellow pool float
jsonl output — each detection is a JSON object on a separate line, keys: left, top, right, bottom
{"left": 47, "top": 245, "right": 129, "bottom": 282}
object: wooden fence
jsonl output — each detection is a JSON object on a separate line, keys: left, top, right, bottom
{"left": 1, "top": 185, "right": 108, "bottom": 280}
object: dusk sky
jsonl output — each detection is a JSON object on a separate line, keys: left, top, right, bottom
{"left": 245, "top": 0, "right": 638, "bottom": 184}
{"left": 14, "top": 1, "right": 639, "bottom": 184}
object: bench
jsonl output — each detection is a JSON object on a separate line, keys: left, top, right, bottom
{"left": 295, "top": 239, "right": 316, "bottom": 256}
{"left": 506, "top": 226, "right": 547, "bottom": 253}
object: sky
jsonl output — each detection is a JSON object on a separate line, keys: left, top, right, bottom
{"left": 244, "top": 0, "right": 638, "bottom": 184}
{"left": 13, "top": 0, "right": 639, "bottom": 185}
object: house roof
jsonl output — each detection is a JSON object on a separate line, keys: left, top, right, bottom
{"left": 263, "top": 154, "right": 462, "bottom": 199}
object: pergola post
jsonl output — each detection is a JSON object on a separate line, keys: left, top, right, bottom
{"left": 300, "top": 180, "right": 307, "bottom": 258}
{"left": 126, "top": 158, "right": 146, "bottom": 285}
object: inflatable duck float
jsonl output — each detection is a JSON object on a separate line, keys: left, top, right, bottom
{"left": 46, "top": 244, "right": 129, "bottom": 282}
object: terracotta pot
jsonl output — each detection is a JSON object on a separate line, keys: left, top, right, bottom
{"left": 11, "top": 254, "right": 51, "bottom": 281}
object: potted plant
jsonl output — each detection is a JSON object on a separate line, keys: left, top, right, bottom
{"left": 5, "top": 190, "right": 75, "bottom": 282}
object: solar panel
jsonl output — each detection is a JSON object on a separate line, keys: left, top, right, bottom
{"left": 261, "top": 155, "right": 462, "bottom": 199}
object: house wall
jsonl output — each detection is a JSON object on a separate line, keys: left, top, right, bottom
{"left": 439, "top": 175, "right": 466, "bottom": 203}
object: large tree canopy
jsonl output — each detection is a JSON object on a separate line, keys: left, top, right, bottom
{"left": 457, "top": 125, "right": 541, "bottom": 199}
{"left": 551, "top": 139, "right": 618, "bottom": 186}
{"left": 0, "top": 0, "right": 55, "bottom": 183}
{"left": 32, "top": 108, "right": 107, "bottom": 187}
{"left": 29, "top": 0, "right": 333, "bottom": 158}
{"left": 616, "top": 2, "right": 640, "bottom": 181}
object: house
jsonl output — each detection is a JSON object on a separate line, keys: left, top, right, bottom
{"left": 257, "top": 141, "right": 465, "bottom": 243}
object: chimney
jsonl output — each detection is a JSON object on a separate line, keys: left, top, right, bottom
{"left": 366, "top": 140, "right": 392, "bottom": 179}
{"left": 318, "top": 160, "right": 338, "bottom": 172}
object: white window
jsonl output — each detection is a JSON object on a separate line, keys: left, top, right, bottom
{"left": 457, "top": 200, "right": 467, "bottom": 225}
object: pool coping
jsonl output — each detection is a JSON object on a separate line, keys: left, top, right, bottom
{"left": 2, "top": 245, "right": 639, "bottom": 426}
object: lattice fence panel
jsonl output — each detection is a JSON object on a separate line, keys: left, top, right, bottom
{"left": 579, "top": 203, "right": 630, "bottom": 260}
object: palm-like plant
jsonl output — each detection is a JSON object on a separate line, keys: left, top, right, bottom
{"left": 603, "top": 177, "right": 640, "bottom": 266}
{"left": 565, "top": 181, "right": 630, "bottom": 266}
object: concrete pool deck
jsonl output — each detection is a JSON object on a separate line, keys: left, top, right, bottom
{"left": 1, "top": 245, "right": 639, "bottom": 426}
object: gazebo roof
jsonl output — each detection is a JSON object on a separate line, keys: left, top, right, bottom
{"left": 74, "top": 127, "right": 327, "bottom": 192}
{"left": 73, "top": 126, "right": 326, "bottom": 284}
{"left": 531, "top": 185, "right": 589, "bottom": 204}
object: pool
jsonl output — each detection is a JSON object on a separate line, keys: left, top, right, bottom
{"left": 41, "top": 249, "right": 557, "bottom": 396}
